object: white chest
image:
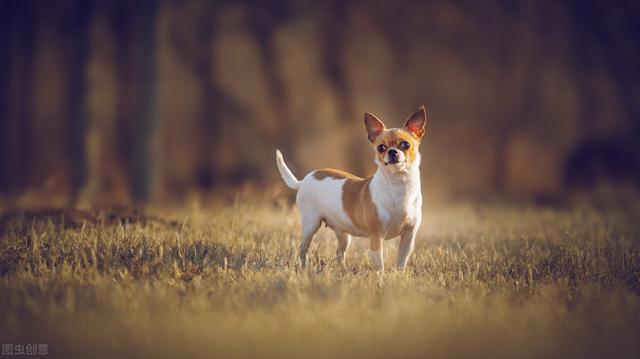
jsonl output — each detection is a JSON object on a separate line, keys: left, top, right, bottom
{"left": 370, "top": 167, "right": 422, "bottom": 238}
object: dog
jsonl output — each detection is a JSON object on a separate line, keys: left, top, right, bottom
{"left": 275, "top": 106, "right": 426, "bottom": 271}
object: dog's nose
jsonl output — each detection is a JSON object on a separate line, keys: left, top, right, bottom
{"left": 388, "top": 149, "right": 398, "bottom": 156}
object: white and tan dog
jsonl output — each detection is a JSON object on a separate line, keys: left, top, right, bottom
{"left": 275, "top": 106, "right": 426, "bottom": 271}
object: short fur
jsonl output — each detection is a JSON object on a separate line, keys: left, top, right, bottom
{"left": 276, "top": 106, "right": 427, "bottom": 271}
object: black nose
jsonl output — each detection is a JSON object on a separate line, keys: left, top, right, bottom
{"left": 388, "top": 149, "right": 398, "bottom": 156}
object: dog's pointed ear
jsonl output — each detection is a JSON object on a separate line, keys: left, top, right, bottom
{"left": 404, "top": 105, "right": 427, "bottom": 138}
{"left": 364, "top": 112, "right": 385, "bottom": 142}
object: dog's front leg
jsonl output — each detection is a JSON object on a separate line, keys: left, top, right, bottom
{"left": 397, "top": 222, "right": 419, "bottom": 270}
{"left": 369, "top": 236, "right": 384, "bottom": 271}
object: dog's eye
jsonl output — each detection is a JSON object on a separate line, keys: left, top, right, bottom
{"left": 400, "top": 141, "right": 410, "bottom": 150}
{"left": 377, "top": 144, "right": 387, "bottom": 153}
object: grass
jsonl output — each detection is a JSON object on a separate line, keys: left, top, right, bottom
{"left": 1, "top": 199, "right": 640, "bottom": 358}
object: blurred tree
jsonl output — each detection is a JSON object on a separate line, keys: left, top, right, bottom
{"left": 4, "top": 1, "right": 36, "bottom": 195}
{"left": 490, "top": 0, "right": 536, "bottom": 193}
{"left": 66, "top": 0, "right": 94, "bottom": 204}
{"left": 318, "top": 0, "right": 359, "bottom": 171}
{"left": 245, "top": 0, "right": 292, "bottom": 158}
{"left": 130, "top": 0, "right": 159, "bottom": 202}
{"left": 110, "top": 0, "right": 135, "bottom": 196}
{"left": 571, "top": 0, "right": 640, "bottom": 136}
{"left": 564, "top": 0, "right": 640, "bottom": 188}
{"left": 170, "top": 0, "right": 222, "bottom": 190}
{"left": 0, "top": 1, "right": 10, "bottom": 193}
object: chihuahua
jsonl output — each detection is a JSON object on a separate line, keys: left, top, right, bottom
{"left": 276, "top": 106, "right": 426, "bottom": 271}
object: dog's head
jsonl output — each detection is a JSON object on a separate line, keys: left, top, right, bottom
{"left": 364, "top": 106, "right": 427, "bottom": 172}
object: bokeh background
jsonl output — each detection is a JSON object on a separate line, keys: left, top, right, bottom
{"left": 1, "top": 0, "right": 639, "bottom": 208}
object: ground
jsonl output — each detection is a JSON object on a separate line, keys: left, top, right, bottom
{"left": 1, "top": 198, "right": 639, "bottom": 358}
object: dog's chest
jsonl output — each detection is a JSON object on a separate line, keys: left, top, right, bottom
{"left": 372, "top": 181, "right": 421, "bottom": 238}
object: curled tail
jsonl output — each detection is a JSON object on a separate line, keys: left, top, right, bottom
{"left": 275, "top": 150, "right": 300, "bottom": 190}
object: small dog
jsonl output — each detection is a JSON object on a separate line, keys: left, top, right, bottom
{"left": 276, "top": 106, "right": 426, "bottom": 271}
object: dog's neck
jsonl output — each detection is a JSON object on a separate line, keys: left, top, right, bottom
{"left": 371, "top": 153, "right": 421, "bottom": 207}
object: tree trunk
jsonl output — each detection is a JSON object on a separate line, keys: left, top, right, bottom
{"left": 7, "top": 1, "right": 36, "bottom": 194}
{"left": 130, "top": 0, "right": 159, "bottom": 202}
{"left": 0, "top": 1, "right": 11, "bottom": 193}
{"left": 66, "top": 0, "right": 94, "bottom": 205}
{"left": 246, "top": 0, "right": 292, "bottom": 165}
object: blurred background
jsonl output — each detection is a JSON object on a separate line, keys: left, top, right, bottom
{"left": 0, "top": 0, "right": 639, "bottom": 208}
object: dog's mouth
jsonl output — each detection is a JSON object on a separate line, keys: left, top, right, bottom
{"left": 384, "top": 158, "right": 402, "bottom": 166}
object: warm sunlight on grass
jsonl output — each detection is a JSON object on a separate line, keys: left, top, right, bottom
{"left": 1, "top": 201, "right": 639, "bottom": 358}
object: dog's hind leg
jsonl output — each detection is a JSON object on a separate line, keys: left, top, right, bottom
{"left": 299, "top": 213, "right": 321, "bottom": 266}
{"left": 335, "top": 231, "right": 352, "bottom": 265}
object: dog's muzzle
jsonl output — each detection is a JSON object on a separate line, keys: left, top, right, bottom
{"left": 385, "top": 149, "right": 401, "bottom": 165}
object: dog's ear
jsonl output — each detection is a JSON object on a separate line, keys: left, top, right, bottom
{"left": 364, "top": 112, "right": 385, "bottom": 142}
{"left": 404, "top": 106, "right": 427, "bottom": 138}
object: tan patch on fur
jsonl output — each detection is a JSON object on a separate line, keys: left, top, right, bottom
{"left": 313, "top": 168, "right": 381, "bottom": 235}
{"left": 342, "top": 175, "right": 382, "bottom": 236}
{"left": 313, "top": 168, "right": 362, "bottom": 181}
{"left": 372, "top": 128, "right": 421, "bottom": 165}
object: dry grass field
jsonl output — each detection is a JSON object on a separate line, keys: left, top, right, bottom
{"left": 1, "top": 198, "right": 640, "bottom": 358}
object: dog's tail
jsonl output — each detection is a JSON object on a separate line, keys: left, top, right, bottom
{"left": 275, "top": 150, "right": 300, "bottom": 190}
